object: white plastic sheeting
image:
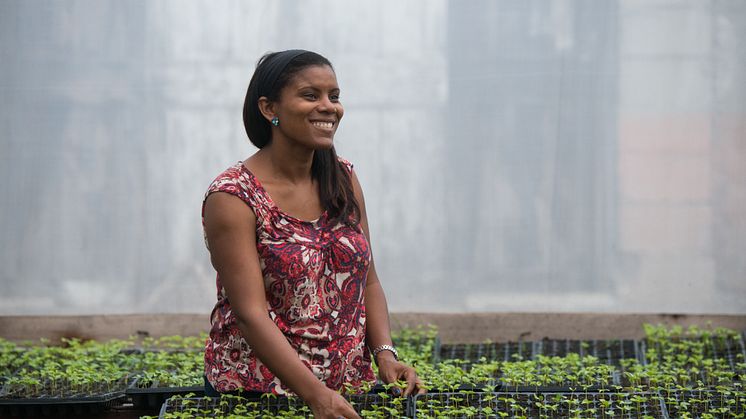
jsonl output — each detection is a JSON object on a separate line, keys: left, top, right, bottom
{"left": 0, "top": 1, "right": 744, "bottom": 314}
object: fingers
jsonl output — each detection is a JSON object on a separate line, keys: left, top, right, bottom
{"left": 402, "top": 368, "right": 417, "bottom": 397}
{"left": 378, "top": 360, "right": 424, "bottom": 397}
{"left": 415, "top": 378, "right": 427, "bottom": 395}
{"left": 382, "top": 371, "right": 399, "bottom": 386}
{"left": 341, "top": 397, "right": 361, "bottom": 419}
{"left": 343, "top": 406, "right": 362, "bottom": 419}
{"left": 314, "top": 391, "right": 360, "bottom": 419}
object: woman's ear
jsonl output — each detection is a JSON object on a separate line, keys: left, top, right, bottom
{"left": 258, "top": 97, "right": 275, "bottom": 123}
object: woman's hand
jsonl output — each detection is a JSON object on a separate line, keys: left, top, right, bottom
{"left": 307, "top": 387, "right": 361, "bottom": 419}
{"left": 376, "top": 352, "right": 426, "bottom": 396}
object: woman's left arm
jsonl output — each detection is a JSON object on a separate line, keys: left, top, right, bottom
{"left": 350, "top": 169, "right": 425, "bottom": 397}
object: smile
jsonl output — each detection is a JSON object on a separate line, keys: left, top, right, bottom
{"left": 311, "top": 121, "right": 334, "bottom": 129}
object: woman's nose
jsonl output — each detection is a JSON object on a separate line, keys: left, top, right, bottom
{"left": 318, "top": 97, "right": 336, "bottom": 114}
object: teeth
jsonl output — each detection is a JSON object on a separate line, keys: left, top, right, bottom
{"left": 312, "top": 122, "right": 333, "bottom": 129}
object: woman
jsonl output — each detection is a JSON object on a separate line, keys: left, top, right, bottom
{"left": 201, "top": 49, "right": 424, "bottom": 419}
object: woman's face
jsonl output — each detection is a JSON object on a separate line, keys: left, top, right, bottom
{"left": 271, "top": 65, "right": 343, "bottom": 150}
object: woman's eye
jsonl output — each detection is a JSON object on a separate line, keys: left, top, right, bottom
{"left": 303, "top": 93, "right": 317, "bottom": 100}
{"left": 330, "top": 94, "right": 340, "bottom": 102}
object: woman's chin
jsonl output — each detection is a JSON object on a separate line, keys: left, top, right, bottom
{"left": 313, "top": 137, "right": 335, "bottom": 150}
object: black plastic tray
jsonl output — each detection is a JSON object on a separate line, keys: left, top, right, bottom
{"left": 661, "top": 389, "right": 746, "bottom": 418}
{"left": 158, "top": 392, "right": 412, "bottom": 418}
{"left": 127, "top": 386, "right": 204, "bottom": 409}
{"left": 126, "top": 377, "right": 203, "bottom": 408}
{"left": 0, "top": 393, "right": 125, "bottom": 417}
{"left": 641, "top": 333, "right": 746, "bottom": 368}
{"left": 412, "top": 391, "right": 668, "bottom": 419}
{"left": 438, "top": 341, "right": 532, "bottom": 363}
{"left": 439, "top": 339, "right": 642, "bottom": 365}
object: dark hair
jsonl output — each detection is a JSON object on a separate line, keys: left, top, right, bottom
{"left": 242, "top": 50, "right": 360, "bottom": 224}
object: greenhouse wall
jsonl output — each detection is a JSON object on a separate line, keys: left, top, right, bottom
{"left": 0, "top": 0, "right": 744, "bottom": 315}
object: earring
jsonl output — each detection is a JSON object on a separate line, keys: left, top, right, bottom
{"left": 271, "top": 117, "right": 279, "bottom": 126}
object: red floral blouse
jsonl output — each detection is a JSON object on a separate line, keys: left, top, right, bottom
{"left": 201, "top": 158, "right": 376, "bottom": 395}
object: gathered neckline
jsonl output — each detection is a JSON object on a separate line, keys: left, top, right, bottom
{"left": 237, "top": 161, "right": 327, "bottom": 225}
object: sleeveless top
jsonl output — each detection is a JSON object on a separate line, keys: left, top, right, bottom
{"left": 201, "top": 158, "right": 376, "bottom": 395}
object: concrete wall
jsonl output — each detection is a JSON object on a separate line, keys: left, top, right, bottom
{"left": 0, "top": 1, "right": 744, "bottom": 315}
{"left": 2, "top": 313, "right": 745, "bottom": 343}
{"left": 615, "top": 0, "right": 746, "bottom": 311}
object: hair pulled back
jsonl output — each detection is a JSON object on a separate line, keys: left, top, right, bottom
{"left": 243, "top": 50, "right": 360, "bottom": 224}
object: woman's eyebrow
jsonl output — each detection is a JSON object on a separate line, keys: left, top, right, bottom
{"left": 295, "top": 85, "right": 340, "bottom": 92}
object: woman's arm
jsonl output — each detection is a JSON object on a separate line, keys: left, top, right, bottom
{"left": 203, "top": 192, "right": 360, "bottom": 419}
{"left": 349, "top": 171, "right": 425, "bottom": 397}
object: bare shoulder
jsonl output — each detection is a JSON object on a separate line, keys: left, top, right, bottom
{"left": 203, "top": 192, "right": 256, "bottom": 233}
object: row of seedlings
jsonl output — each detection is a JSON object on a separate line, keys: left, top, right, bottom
{"left": 155, "top": 326, "right": 443, "bottom": 418}
{"left": 158, "top": 392, "right": 411, "bottom": 419}
{"left": 437, "top": 338, "right": 639, "bottom": 391}
{"left": 636, "top": 324, "right": 746, "bottom": 418}
{"left": 3, "top": 325, "right": 744, "bottom": 417}
{"left": 158, "top": 388, "right": 745, "bottom": 418}
{"left": 413, "top": 325, "right": 745, "bottom": 417}
{"left": 126, "top": 334, "right": 208, "bottom": 409}
{"left": 0, "top": 334, "right": 208, "bottom": 417}
{"left": 439, "top": 338, "right": 641, "bottom": 366}
{"left": 0, "top": 337, "right": 136, "bottom": 417}
{"left": 412, "top": 391, "right": 667, "bottom": 418}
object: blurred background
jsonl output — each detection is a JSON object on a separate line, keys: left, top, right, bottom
{"left": 1, "top": 0, "right": 744, "bottom": 315}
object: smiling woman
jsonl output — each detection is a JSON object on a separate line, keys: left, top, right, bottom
{"left": 262, "top": 64, "right": 344, "bottom": 151}
{"left": 200, "top": 50, "right": 424, "bottom": 419}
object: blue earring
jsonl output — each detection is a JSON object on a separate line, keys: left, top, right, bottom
{"left": 271, "top": 117, "right": 279, "bottom": 126}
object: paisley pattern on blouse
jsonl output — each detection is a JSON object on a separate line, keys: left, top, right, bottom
{"left": 201, "top": 158, "right": 375, "bottom": 395}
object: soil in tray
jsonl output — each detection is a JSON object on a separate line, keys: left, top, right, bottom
{"left": 439, "top": 342, "right": 533, "bottom": 363}
{"left": 638, "top": 340, "right": 746, "bottom": 388}
{"left": 159, "top": 393, "right": 410, "bottom": 418}
{"left": 412, "top": 392, "right": 666, "bottom": 419}
{"left": 643, "top": 334, "right": 746, "bottom": 368}
{"left": 661, "top": 389, "right": 746, "bottom": 418}
{"left": 0, "top": 394, "right": 125, "bottom": 418}
{"left": 535, "top": 339, "right": 640, "bottom": 366}
{"left": 497, "top": 353, "right": 621, "bottom": 391}
{"left": 439, "top": 340, "right": 641, "bottom": 366}
{"left": 0, "top": 378, "right": 129, "bottom": 399}
{"left": 127, "top": 375, "right": 205, "bottom": 408}
{"left": 128, "top": 386, "right": 204, "bottom": 409}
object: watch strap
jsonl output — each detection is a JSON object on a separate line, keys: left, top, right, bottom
{"left": 371, "top": 344, "right": 399, "bottom": 362}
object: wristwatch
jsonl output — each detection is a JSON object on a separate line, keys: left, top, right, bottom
{"left": 371, "top": 344, "right": 399, "bottom": 362}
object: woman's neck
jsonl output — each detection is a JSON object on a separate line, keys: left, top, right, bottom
{"left": 255, "top": 143, "right": 314, "bottom": 185}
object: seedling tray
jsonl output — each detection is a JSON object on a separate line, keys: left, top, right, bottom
{"left": 0, "top": 392, "right": 125, "bottom": 417}
{"left": 439, "top": 341, "right": 533, "bottom": 363}
{"left": 412, "top": 391, "right": 668, "bottom": 418}
{"left": 498, "top": 382, "right": 620, "bottom": 393}
{"left": 660, "top": 389, "right": 746, "bottom": 418}
{"left": 534, "top": 339, "right": 642, "bottom": 366}
{"left": 420, "top": 384, "right": 505, "bottom": 394}
{"left": 126, "top": 377, "right": 203, "bottom": 408}
{"left": 0, "top": 376, "right": 130, "bottom": 399}
{"left": 439, "top": 339, "right": 641, "bottom": 365}
{"left": 641, "top": 333, "right": 746, "bottom": 368}
{"left": 394, "top": 331, "right": 441, "bottom": 365}
{"left": 497, "top": 378, "right": 621, "bottom": 393}
{"left": 158, "top": 392, "right": 412, "bottom": 418}
{"left": 496, "top": 355, "right": 622, "bottom": 391}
